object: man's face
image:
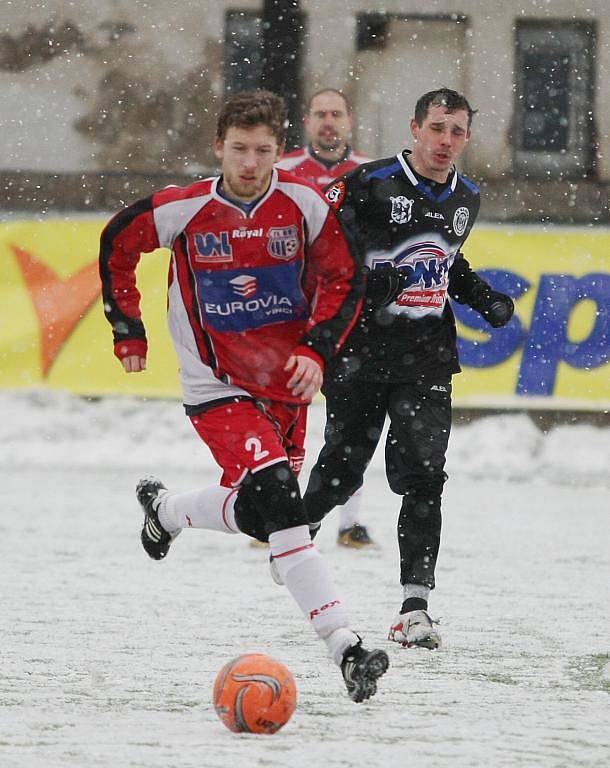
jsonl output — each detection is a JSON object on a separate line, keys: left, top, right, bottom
{"left": 304, "top": 92, "right": 352, "bottom": 153}
{"left": 410, "top": 104, "right": 471, "bottom": 181}
{"left": 214, "top": 125, "right": 282, "bottom": 202}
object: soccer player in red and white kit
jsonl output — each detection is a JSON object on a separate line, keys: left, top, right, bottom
{"left": 276, "top": 88, "right": 374, "bottom": 549}
{"left": 99, "top": 91, "right": 388, "bottom": 702}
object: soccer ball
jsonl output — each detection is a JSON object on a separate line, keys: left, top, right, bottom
{"left": 213, "top": 653, "right": 297, "bottom": 734}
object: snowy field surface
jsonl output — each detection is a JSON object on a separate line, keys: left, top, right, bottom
{"left": 1, "top": 390, "right": 609, "bottom": 768}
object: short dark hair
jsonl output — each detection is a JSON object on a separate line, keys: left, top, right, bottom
{"left": 414, "top": 88, "right": 477, "bottom": 128}
{"left": 306, "top": 88, "right": 352, "bottom": 114}
{"left": 216, "top": 90, "right": 287, "bottom": 144}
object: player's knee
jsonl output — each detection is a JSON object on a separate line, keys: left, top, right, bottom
{"left": 234, "top": 461, "right": 307, "bottom": 539}
{"left": 388, "top": 468, "right": 448, "bottom": 497}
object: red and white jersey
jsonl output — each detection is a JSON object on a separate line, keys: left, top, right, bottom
{"left": 276, "top": 145, "right": 371, "bottom": 189}
{"left": 99, "top": 169, "right": 363, "bottom": 409}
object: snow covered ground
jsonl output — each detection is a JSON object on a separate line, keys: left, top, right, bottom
{"left": 1, "top": 390, "right": 609, "bottom": 768}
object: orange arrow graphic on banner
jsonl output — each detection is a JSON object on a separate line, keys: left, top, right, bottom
{"left": 11, "top": 245, "right": 102, "bottom": 377}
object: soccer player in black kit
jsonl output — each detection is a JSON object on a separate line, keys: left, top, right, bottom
{"left": 303, "top": 88, "right": 514, "bottom": 649}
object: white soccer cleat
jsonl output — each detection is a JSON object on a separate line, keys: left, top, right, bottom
{"left": 388, "top": 609, "right": 441, "bottom": 649}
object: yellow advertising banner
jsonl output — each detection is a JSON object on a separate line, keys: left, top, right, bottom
{"left": 1, "top": 219, "right": 609, "bottom": 409}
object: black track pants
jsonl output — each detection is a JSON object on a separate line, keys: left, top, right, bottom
{"left": 304, "top": 377, "right": 452, "bottom": 588}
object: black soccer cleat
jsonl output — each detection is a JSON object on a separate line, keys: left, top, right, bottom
{"left": 341, "top": 642, "right": 389, "bottom": 703}
{"left": 136, "top": 476, "right": 174, "bottom": 561}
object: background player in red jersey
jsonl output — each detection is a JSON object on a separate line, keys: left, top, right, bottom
{"left": 277, "top": 88, "right": 374, "bottom": 549}
{"left": 99, "top": 91, "right": 388, "bottom": 703}
{"left": 276, "top": 88, "right": 370, "bottom": 189}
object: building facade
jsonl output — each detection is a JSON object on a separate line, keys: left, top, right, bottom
{"left": 1, "top": 0, "right": 608, "bottom": 222}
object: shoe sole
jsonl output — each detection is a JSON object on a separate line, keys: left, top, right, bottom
{"left": 337, "top": 539, "right": 376, "bottom": 549}
{"left": 248, "top": 538, "right": 270, "bottom": 549}
{"left": 136, "top": 479, "right": 173, "bottom": 561}
{"left": 410, "top": 636, "right": 441, "bottom": 650}
{"left": 392, "top": 634, "right": 442, "bottom": 650}
{"left": 349, "top": 649, "right": 390, "bottom": 703}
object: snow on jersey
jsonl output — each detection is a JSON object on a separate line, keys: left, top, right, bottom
{"left": 276, "top": 145, "right": 371, "bottom": 189}
{"left": 100, "top": 169, "right": 363, "bottom": 409}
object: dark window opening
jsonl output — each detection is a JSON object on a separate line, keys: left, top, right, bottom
{"left": 521, "top": 52, "right": 570, "bottom": 152}
{"left": 513, "top": 20, "right": 596, "bottom": 179}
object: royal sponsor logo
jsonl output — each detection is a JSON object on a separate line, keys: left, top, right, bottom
{"left": 194, "top": 231, "right": 233, "bottom": 263}
{"left": 231, "top": 228, "right": 264, "bottom": 239}
{"left": 267, "top": 226, "right": 300, "bottom": 261}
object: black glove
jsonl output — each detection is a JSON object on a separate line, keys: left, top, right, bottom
{"left": 479, "top": 292, "right": 514, "bottom": 328}
{"left": 364, "top": 264, "right": 402, "bottom": 306}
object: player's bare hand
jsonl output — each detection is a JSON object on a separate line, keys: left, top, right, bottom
{"left": 121, "top": 355, "right": 147, "bottom": 373}
{"left": 284, "top": 355, "right": 323, "bottom": 399}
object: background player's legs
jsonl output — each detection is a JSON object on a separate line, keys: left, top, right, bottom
{"left": 304, "top": 378, "right": 387, "bottom": 527}
{"left": 336, "top": 488, "right": 376, "bottom": 548}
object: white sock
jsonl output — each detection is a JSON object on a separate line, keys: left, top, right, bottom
{"left": 324, "top": 627, "right": 361, "bottom": 667}
{"left": 269, "top": 525, "right": 358, "bottom": 665}
{"left": 338, "top": 486, "right": 364, "bottom": 531}
{"left": 403, "top": 583, "right": 431, "bottom": 604}
{"left": 158, "top": 486, "right": 239, "bottom": 534}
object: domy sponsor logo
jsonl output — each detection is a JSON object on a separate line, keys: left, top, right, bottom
{"left": 371, "top": 239, "right": 453, "bottom": 310}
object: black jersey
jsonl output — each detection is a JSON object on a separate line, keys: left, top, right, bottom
{"left": 324, "top": 150, "right": 482, "bottom": 383}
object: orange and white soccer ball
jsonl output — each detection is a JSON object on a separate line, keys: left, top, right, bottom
{"left": 213, "top": 653, "right": 297, "bottom": 734}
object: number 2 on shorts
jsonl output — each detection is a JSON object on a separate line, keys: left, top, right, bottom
{"left": 245, "top": 437, "right": 270, "bottom": 462}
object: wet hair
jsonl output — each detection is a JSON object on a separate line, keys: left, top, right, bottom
{"left": 414, "top": 88, "right": 477, "bottom": 128}
{"left": 216, "top": 90, "right": 287, "bottom": 145}
{"left": 306, "top": 88, "right": 352, "bottom": 114}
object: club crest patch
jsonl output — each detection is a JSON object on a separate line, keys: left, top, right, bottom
{"left": 325, "top": 181, "right": 346, "bottom": 208}
{"left": 453, "top": 207, "right": 470, "bottom": 236}
{"left": 267, "top": 226, "right": 300, "bottom": 260}
{"left": 390, "top": 196, "right": 413, "bottom": 224}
